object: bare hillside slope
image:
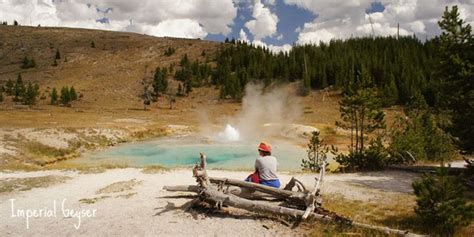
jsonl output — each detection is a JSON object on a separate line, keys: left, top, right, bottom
{"left": 0, "top": 25, "right": 219, "bottom": 109}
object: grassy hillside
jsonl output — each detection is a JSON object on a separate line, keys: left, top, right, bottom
{"left": 0, "top": 25, "right": 220, "bottom": 109}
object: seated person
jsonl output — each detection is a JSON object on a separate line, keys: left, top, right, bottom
{"left": 245, "top": 142, "right": 281, "bottom": 188}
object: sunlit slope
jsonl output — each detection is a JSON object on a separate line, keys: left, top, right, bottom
{"left": 0, "top": 25, "right": 219, "bottom": 109}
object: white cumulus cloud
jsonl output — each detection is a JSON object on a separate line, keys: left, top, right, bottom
{"left": 143, "top": 19, "right": 207, "bottom": 39}
{"left": 284, "top": 0, "right": 474, "bottom": 45}
{"left": 244, "top": 0, "right": 279, "bottom": 40}
{"left": 0, "top": 0, "right": 237, "bottom": 39}
{"left": 239, "top": 27, "right": 290, "bottom": 53}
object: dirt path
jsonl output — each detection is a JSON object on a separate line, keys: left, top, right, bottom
{"left": 0, "top": 169, "right": 418, "bottom": 236}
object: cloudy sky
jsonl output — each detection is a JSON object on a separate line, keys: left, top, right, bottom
{"left": 1, "top": 0, "right": 473, "bottom": 51}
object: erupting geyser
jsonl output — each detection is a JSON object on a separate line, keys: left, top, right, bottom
{"left": 218, "top": 124, "right": 240, "bottom": 142}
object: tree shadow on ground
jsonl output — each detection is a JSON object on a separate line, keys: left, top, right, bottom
{"left": 155, "top": 195, "right": 292, "bottom": 224}
{"left": 343, "top": 170, "right": 420, "bottom": 193}
{"left": 377, "top": 213, "right": 426, "bottom": 235}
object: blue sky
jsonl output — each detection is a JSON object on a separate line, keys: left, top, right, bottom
{"left": 1, "top": 0, "right": 473, "bottom": 51}
{"left": 207, "top": 0, "right": 316, "bottom": 46}
{"left": 207, "top": 0, "right": 387, "bottom": 46}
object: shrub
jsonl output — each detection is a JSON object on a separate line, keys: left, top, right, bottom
{"left": 69, "top": 86, "right": 77, "bottom": 101}
{"left": 55, "top": 49, "right": 61, "bottom": 59}
{"left": 412, "top": 167, "right": 474, "bottom": 236}
{"left": 163, "top": 47, "right": 175, "bottom": 56}
{"left": 21, "top": 56, "right": 36, "bottom": 69}
{"left": 22, "top": 82, "right": 40, "bottom": 105}
{"left": 50, "top": 88, "right": 58, "bottom": 105}
{"left": 5, "top": 79, "right": 14, "bottom": 95}
{"left": 60, "top": 86, "right": 70, "bottom": 105}
{"left": 389, "top": 112, "right": 455, "bottom": 164}
{"left": 335, "top": 136, "right": 388, "bottom": 171}
{"left": 153, "top": 67, "right": 168, "bottom": 95}
{"left": 301, "top": 131, "right": 331, "bottom": 172}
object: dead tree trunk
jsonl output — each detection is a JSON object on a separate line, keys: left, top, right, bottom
{"left": 209, "top": 177, "right": 307, "bottom": 202}
{"left": 163, "top": 152, "right": 425, "bottom": 237}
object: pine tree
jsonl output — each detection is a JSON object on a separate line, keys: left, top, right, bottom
{"left": 436, "top": 6, "right": 474, "bottom": 153}
{"left": 91, "top": 41, "right": 96, "bottom": 48}
{"left": 50, "top": 87, "right": 58, "bottom": 105}
{"left": 164, "top": 47, "right": 175, "bottom": 56}
{"left": 180, "top": 54, "right": 190, "bottom": 67}
{"left": 60, "top": 86, "right": 70, "bottom": 105}
{"left": 21, "top": 56, "right": 29, "bottom": 69}
{"left": 13, "top": 74, "right": 25, "bottom": 101}
{"left": 413, "top": 167, "right": 474, "bottom": 236}
{"left": 55, "top": 49, "right": 61, "bottom": 59}
{"left": 5, "top": 79, "right": 14, "bottom": 95}
{"left": 13, "top": 20, "right": 18, "bottom": 26}
{"left": 23, "top": 82, "right": 38, "bottom": 105}
{"left": 335, "top": 74, "right": 386, "bottom": 170}
{"left": 382, "top": 74, "right": 399, "bottom": 106}
{"left": 389, "top": 115, "right": 426, "bottom": 163}
{"left": 69, "top": 86, "right": 77, "bottom": 101}
{"left": 21, "top": 57, "right": 36, "bottom": 69}
{"left": 301, "top": 131, "right": 331, "bottom": 172}
{"left": 389, "top": 93, "right": 456, "bottom": 164}
{"left": 153, "top": 67, "right": 168, "bottom": 96}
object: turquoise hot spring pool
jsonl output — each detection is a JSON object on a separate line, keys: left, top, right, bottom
{"left": 72, "top": 137, "right": 307, "bottom": 171}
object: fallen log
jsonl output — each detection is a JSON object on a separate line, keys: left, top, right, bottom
{"left": 203, "top": 188, "right": 317, "bottom": 219}
{"left": 302, "top": 160, "right": 326, "bottom": 219}
{"left": 163, "top": 185, "right": 199, "bottom": 192}
{"left": 283, "top": 177, "right": 308, "bottom": 192}
{"left": 164, "top": 184, "right": 280, "bottom": 201}
{"left": 209, "top": 177, "right": 307, "bottom": 201}
{"left": 162, "top": 152, "right": 426, "bottom": 236}
{"left": 200, "top": 184, "right": 425, "bottom": 237}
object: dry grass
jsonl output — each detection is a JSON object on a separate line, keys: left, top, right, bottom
{"left": 96, "top": 179, "right": 142, "bottom": 194}
{"left": 45, "top": 162, "right": 130, "bottom": 174}
{"left": 79, "top": 179, "right": 141, "bottom": 204}
{"left": 79, "top": 196, "right": 111, "bottom": 204}
{"left": 141, "top": 165, "right": 168, "bottom": 174}
{"left": 305, "top": 194, "right": 474, "bottom": 236}
{"left": 0, "top": 175, "right": 71, "bottom": 193}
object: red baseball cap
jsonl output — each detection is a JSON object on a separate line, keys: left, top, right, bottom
{"left": 258, "top": 142, "right": 272, "bottom": 153}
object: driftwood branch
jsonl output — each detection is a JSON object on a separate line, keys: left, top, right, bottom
{"left": 209, "top": 177, "right": 307, "bottom": 201}
{"left": 163, "top": 185, "right": 199, "bottom": 192}
{"left": 283, "top": 177, "right": 308, "bottom": 192}
{"left": 162, "top": 152, "right": 425, "bottom": 237}
{"left": 302, "top": 160, "right": 326, "bottom": 219}
{"left": 201, "top": 185, "right": 424, "bottom": 236}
